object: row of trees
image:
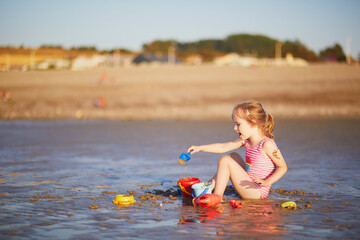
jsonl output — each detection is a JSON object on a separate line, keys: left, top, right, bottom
{"left": 142, "top": 34, "right": 347, "bottom": 62}
{"left": 38, "top": 45, "right": 132, "bottom": 54}
{"left": 6, "top": 33, "right": 347, "bottom": 63}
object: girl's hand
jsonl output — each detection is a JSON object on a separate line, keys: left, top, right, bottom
{"left": 187, "top": 145, "right": 202, "bottom": 154}
{"left": 253, "top": 178, "right": 271, "bottom": 187}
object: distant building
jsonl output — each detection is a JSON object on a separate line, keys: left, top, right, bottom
{"left": 184, "top": 55, "right": 203, "bottom": 65}
{"left": 132, "top": 53, "right": 181, "bottom": 65}
{"left": 214, "top": 53, "right": 258, "bottom": 67}
{"left": 36, "top": 59, "right": 70, "bottom": 70}
{"left": 284, "top": 53, "right": 309, "bottom": 67}
{"left": 213, "top": 52, "right": 308, "bottom": 67}
{"left": 105, "top": 53, "right": 135, "bottom": 67}
{"left": 71, "top": 55, "right": 107, "bottom": 70}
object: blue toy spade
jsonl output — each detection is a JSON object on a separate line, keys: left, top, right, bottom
{"left": 177, "top": 150, "right": 193, "bottom": 165}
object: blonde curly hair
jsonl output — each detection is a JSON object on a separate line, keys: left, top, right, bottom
{"left": 232, "top": 101, "right": 274, "bottom": 140}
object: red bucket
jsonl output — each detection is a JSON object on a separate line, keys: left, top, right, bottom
{"left": 178, "top": 177, "right": 200, "bottom": 198}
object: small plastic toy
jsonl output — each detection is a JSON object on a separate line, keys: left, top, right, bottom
{"left": 192, "top": 194, "right": 221, "bottom": 207}
{"left": 177, "top": 150, "right": 193, "bottom": 165}
{"left": 281, "top": 201, "right": 297, "bottom": 209}
{"left": 192, "top": 182, "right": 213, "bottom": 198}
{"left": 178, "top": 178, "right": 201, "bottom": 198}
{"left": 113, "top": 195, "right": 136, "bottom": 205}
{"left": 230, "top": 199, "right": 242, "bottom": 208}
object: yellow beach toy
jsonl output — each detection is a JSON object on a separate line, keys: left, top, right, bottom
{"left": 113, "top": 195, "right": 136, "bottom": 205}
{"left": 281, "top": 201, "right": 297, "bottom": 209}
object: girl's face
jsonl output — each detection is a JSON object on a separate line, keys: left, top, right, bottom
{"left": 233, "top": 114, "right": 253, "bottom": 140}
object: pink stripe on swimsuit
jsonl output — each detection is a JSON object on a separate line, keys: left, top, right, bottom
{"left": 244, "top": 138, "right": 276, "bottom": 198}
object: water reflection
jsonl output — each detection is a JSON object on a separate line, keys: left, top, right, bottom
{"left": 178, "top": 207, "right": 222, "bottom": 224}
{"left": 177, "top": 199, "right": 285, "bottom": 237}
{"left": 223, "top": 201, "right": 285, "bottom": 236}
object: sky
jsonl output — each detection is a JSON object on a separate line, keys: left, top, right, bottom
{"left": 0, "top": 0, "right": 359, "bottom": 57}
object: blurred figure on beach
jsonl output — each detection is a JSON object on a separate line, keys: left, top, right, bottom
{"left": 1, "top": 90, "right": 11, "bottom": 101}
{"left": 94, "top": 97, "right": 106, "bottom": 108}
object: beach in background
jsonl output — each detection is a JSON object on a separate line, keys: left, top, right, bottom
{"left": 1, "top": 63, "right": 359, "bottom": 120}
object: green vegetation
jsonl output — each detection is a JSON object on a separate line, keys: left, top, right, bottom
{"left": 1, "top": 34, "right": 351, "bottom": 63}
{"left": 282, "top": 40, "right": 318, "bottom": 62}
{"left": 142, "top": 33, "right": 349, "bottom": 62}
{"left": 225, "top": 34, "right": 276, "bottom": 57}
{"left": 319, "top": 43, "right": 346, "bottom": 62}
{"left": 70, "top": 46, "right": 98, "bottom": 51}
{"left": 108, "top": 48, "right": 133, "bottom": 54}
{"left": 39, "top": 44, "right": 64, "bottom": 49}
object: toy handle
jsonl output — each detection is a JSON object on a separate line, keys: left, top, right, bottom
{"left": 192, "top": 188, "right": 208, "bottom": 198}
{"left": 186, "top": 150, "right": 193, "bottom": 159}
{"left": 178, "top": 182, "right": 192, "bottom": 197}
{"left": 192, "top": 197, "right": 205, "bottom": 207}
{"left": 182, "top": 150, "right": 193, "bottom": 163}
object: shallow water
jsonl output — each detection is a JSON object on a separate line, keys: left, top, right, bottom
{"left": 0, "top": 119, "right": 359, "bottom": 239}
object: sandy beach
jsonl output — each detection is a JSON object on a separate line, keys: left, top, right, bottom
{"left": 1, "top": 63, "right": 359, "bottom": 120}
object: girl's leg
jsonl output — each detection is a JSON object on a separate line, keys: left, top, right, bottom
{"left": 209, "top": 152, "right": 246, "bottom": 188}
{"left": 231, "top": 152, "right": 246, "bottom": 170}
{"left": 213, "top": 153, "right": 261, "bottom": 199}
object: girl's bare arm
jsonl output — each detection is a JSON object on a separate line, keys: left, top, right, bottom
{"left": 187, "top": 138, "right": 244, "bottom": 154}
{"left": 254, "top": 140, "right": 287, "bottom": 186}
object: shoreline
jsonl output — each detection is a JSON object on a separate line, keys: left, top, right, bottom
{"left": 1, "top": 63, "right": 359, "bottom": 120}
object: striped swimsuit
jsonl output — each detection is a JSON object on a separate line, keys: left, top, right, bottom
{"left": 244, "top": 138, "right": 276, "bottom": 198}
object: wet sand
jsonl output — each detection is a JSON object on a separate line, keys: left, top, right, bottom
{"left": 1, "top": 63, "right": 360, "bottom": 120}
{"left": 0, "top": 119, "right": 359, "bottom": 239}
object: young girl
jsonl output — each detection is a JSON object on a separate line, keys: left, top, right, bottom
{"left": 187, "top": 101, "right": 287, "bottom": 199}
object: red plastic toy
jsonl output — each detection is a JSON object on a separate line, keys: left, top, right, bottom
{"left": 230, "top": 199, "right": 242, "bottom": 208}
{"left": 178, "top": 178, "right": 200, "bottom": 198}
{"left": 192, "top": 194, "right": 221, "bottom": 207}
